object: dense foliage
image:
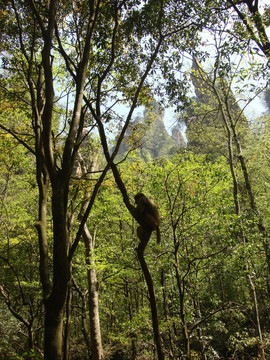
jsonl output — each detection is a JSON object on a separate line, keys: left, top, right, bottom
{"left": 1, "top": 0, "right": 270, "bottom": 359}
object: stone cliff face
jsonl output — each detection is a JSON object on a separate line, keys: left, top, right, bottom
{"left": 184, "top": 56, "right": 249, "bottom": 159}
{"left": 116, "top": 101, "right": 185, "bottom": 160}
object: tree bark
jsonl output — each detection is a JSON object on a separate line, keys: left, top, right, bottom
{"left": 63, "top": 285, "right": 72, "bottom": 360}
{"left": 44, "top": 180, "right": 70, "bottom": 360}
{"left": 247, "top": 273, "right": 266, "bottom": 360}
{"left": 73, "top": 279, "right": 92, "bottom": 358}
{"left": 44, "top": 305, "right": 65, "bottom": 360}
{"left": 160, "top": 269, "right": 174, "bottom": 358}
{"left": 137, "top": 237, "right": 165, "bottom": 360}
{"left": 174, "top": 254, "right": 191, "bottom": 360}
{"left": 216, "top": 84, "right": 267, "bottom": 360}
{"left": 213, "top": 75, "right": 270, "bottom": 275}
{"left": 75, "top": 142, "right": 104, "bottom": 360}
{"left": 83, "top": 225, "right": 103, "bottom": 360}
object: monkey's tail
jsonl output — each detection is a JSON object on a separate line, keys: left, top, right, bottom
{"left": 156, "top": 228, "right": 161, "bottom": 244}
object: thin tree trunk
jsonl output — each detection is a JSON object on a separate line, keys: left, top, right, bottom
{"left": 124, "top": 278, "right": 137, "bottom": 360}
{"left": 72, "top": 278, "right": 92, "bottom": 358}
{"left": 63, "top": 285, "right": 72, "bottom": 360}
{"left": 160, "top": 269, "right": 174, "bottom": 358}
{"left": 216, "top": 82, "right": 270, "bottom": 274}
{"left": 0, "top": 285, "right": 34, "bottom": 351}
{"left": 231, "top": 122, "right": 270, "bottom": 273}
{"left": 220, "top": 102, "right": 267, "bottom": 360}
{"left": 76, "top": 146, "right": 103, "bottom": 360}
{"left": 170, "top": 221, "right": 190, "bottom": 360}
{"left": 35, "top": 166, "right": 50, "bottom": 300}
{"left": 247, "top": 273, "right": 266, "bottom": 360}
{"left": 83, "top": 225, "right": 103, "bottom": 360}
{"left": 137, "top": 238, "right": 165, "bottom": 360}
{"left": 174, "top": 254, "right": 191, "bottom": 360}
{"left": 192, "top": 300, "right": 207, "bottom": 360}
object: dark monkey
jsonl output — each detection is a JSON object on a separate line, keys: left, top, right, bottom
{"left": 134, "top": 193, "right": 161, "bottom": 244}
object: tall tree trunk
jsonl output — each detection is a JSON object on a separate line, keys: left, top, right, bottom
{"left": 174, "top": 254, "right": 190, "bottom": 360}
{"left": 221, "top": 107, "right": 266, "bottom": 360}
{"left": 63, "top": 285, "right": 72, "bottom": 360}
{"left": 44, "top": 183, "right": 70, "bottom": 360}
{"left": 35, "top": 163, "right": 51, "bottom": 300}
{"left": 215, "top": 81, "right": 270, "bottom": 274}
{"left": 73, "top": 278, "right": 92, "bottom": 358}
{"left": 192, "top": 299, "right": 207, "bottom": 360}
{"left": 44, "top": 304, "right": 65, "bottom": 360}
{"left": 160, "top": 269, "right": 174, "bottom": 358}
{"left": 83, "top": 225, "right": 103, "bottom": 360}
{"left": 124, "top": 278, "right": 137, "bottom": 360}
{"left": 137, "top": 238, "right": 165, "bottom": 360}
{"left": 75, "top": 145, "right": 103, "bottom": 360}
{"left": 231, "top": 122, "right": 270, "bottom": 273}
{"left": 247, "top": 273, "right": 266, "bottom": 360}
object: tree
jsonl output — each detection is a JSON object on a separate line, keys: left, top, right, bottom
{"left": 180, "top": 48, "right": 269, "bottom": 357}
{"left": 0, "top": 92, "right": 44, "bottom": 354}
{"left": 226, "top": 0, "right": 270, "bottom": 62}
{"left": 0, "top": 1, "right": 210, "bottom": 358}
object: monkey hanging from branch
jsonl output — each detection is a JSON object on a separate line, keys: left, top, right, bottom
{"left": 134, "top": 193, "right": 161, "bottom": 245}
